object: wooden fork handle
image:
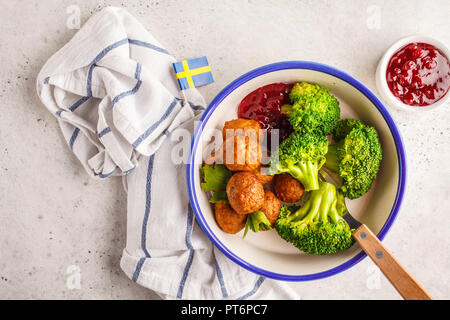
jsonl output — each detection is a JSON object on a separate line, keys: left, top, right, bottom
{"left": 353, "top": 224, "right": 432, "bottom": 300}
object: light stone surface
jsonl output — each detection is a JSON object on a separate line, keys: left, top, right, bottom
{"left": 0, "top": 0, "right": 449, "bottom": 300}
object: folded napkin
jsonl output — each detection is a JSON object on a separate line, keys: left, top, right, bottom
{"left": 36, "top": 6, "right": 299, "bottom": 300}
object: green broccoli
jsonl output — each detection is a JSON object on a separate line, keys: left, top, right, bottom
{"left": 275, "top": 181, "right": 354, "bottom": 255}
{"left": 331, "top": 118, "right": 365, "bottom": 142}
{"left": 324, "top": 119, "right": 382, "bottom": 199}
{"left": 281, "top": 82, "right": 340, "bottom": 136}
{"left": 268, "top": 131, "right": 328, "bottom": 191}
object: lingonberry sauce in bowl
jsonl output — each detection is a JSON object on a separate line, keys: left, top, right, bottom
{"left": 376, "top": 35, "right": 450, "bottom": 111}
{"left": 237, "top": 82, "right": 294, "bottom": 142}
{"left": 386, "top": 42, "right": 450, "bottom": 106}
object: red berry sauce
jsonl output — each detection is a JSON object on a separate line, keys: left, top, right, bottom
{"left": 237, "top": 83, "right": 294, "bottom": 142}
{"left": 386, "top": 42, "right": 450, "bottom": 106}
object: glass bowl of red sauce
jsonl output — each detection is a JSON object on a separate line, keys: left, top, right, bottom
{"left": 376, "top": 35, "right": 450, "bottom": 111}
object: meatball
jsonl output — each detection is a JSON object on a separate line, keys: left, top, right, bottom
{"left": 251, "top": 167, "right": 274, "bottom": 185}
{"left": 260, "top": 190, "right": 281, "bottom": 228}
{"left": 222, "top": 118, "right": 261, "bottom": 140}
{"left": 226, "top": 172, "right": 265, "bottom": 214}
{"left": 222, "top": 119, "right": 262, "bottom": 171}
{"left": 214, "top": 202, "right": 247, "bottom": 234}
{"left": 273, "top": 173, "right": 305, "bottom": 203}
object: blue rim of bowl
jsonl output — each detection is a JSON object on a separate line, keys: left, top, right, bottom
{"left": 186, "top": 61, "right": 407, "bottom": 281}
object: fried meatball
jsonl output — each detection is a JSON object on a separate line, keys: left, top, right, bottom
{"left": 222, "top": 119, "right": 262, "bottom": 171}
{"left": 214, "top": 202, "right": 247, "bottom": 234}
{"left": 222, "top": 118, "right": 261, "bottom": 139}
{"left": 251, "top": 167, "right": 274, "bottom": 185}
{"left": 226, "top": 172, "right": 264, "bottom": 214}
{"left": 260, "top": 190, "right": 281, "bottom": 229}
{"left": 273, "top": 173, "right": 305, "bottom": 203}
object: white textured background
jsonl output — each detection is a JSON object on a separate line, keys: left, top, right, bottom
{"left": 0, "top": 0, "right": 449, "bottom": 299}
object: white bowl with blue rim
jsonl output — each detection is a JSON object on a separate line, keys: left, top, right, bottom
{"left": 187, "top": 61, "right": 406, "bottom": 281}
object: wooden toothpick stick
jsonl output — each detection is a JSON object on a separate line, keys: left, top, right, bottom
{"left": 181, "top": 90, "right": 188, "bottom": 106}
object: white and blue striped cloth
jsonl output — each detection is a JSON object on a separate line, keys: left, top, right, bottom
{"left": 36, "top": 7, "right": 299, "bottom": 300}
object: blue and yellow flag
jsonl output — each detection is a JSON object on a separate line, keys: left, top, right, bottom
{"left": 173, "top": 56, "right": 214, "bottom": 90}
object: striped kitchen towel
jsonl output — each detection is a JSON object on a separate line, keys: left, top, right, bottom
{"left": 36, "top": 7, "right": 299, "bottom": 299}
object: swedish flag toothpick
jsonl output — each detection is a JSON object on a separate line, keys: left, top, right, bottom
{"left": 173, "top": 56, "right": 214, "bottom": 101}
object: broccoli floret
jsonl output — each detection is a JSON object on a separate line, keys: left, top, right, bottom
{"left": 324, "top": 119, "right": 382, "bottom": 199}
{"left": 281, "top": 82, "right": 340, "bottom": 136}
{"left": 275, "top": 181, "right": 354, "bottom": 255}
{"left": 332, "top": 118, "right": 365, "bottom": 142}
{"left": 269, "top": 131, "right": 328, "bottom": 191}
